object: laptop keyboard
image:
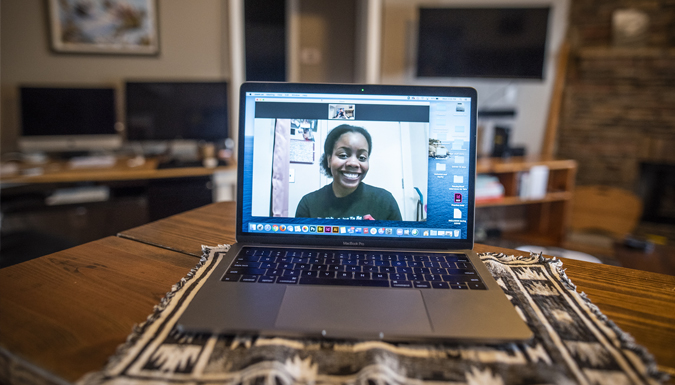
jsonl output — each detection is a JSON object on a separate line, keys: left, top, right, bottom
{"left": 222, "top": 247, "right": 486, "bottom": 290}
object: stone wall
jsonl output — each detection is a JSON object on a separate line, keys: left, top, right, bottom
{"left": 556, "top": 0, "right": 675, "bottom": 192}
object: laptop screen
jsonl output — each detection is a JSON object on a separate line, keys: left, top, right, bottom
{"left": 237, "top": 83, "right": 476, "bottom": 250}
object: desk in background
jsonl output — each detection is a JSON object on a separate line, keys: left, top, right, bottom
{"left": 0, "top": 156, "right": 235, "bottom": 186}
{"left": 0, "top": 201, "right": 673, "bottom": 384}
{"left": 0, "top": 157, "right": 236, "bottom": 267}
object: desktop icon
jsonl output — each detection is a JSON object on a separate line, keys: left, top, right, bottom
{"left": 287, "top": 226, "right": 294, "bottom": 232}
{"left": 396, "top": 229, "right": 403, "bottom": 235}
{"left": 280, "top": 225, "right": 286, "bottom": 232}
{"left": 355, "top": 228, "right": 362, "bottom": 234}
{"left": 318, "top": 226, "right": 324, "bottom": 232}
{"left": 295, "top": 226, "right": 301, "bottom": 232}
{"left": 454, "top": 193, "right": 462, "bottom": 203}
{"left": 430, "top": 230, "right": 438, "bottom": 236}
{"left": 325, "top": 227, "right": 332, "bottom": 233}
{"left": 340, "top": 227, "right": 347, "bottom": 234}
{"left": 454, "top": 230, "right": 460, "bottom": 237}
{"left": 302, "top": 225, "right": 309, "bottom": 232}
{"left": 272, "top": 225, "right": 279, "bottom": 232}
{"left": 378, "top": 228, "right": 385, "bottom": 235}
{"left": 309, "top": 226, "right": 316, "bottom": 232}
{"left": 332, "top": 227, "right": 339, "bottom": 233}
{"left": 423, "top": 230, "right": 429, "bottom": 236}
{"left": 257, "top": 224, "right": 264, "bottom": 231}
{"left": 264, "top": 224, "right": 272, "bottom": 231}
{"left": 454, "top": 208, "right": 462, "bottom": 219}
{"left": 249, "top": 224, "right": 256, "bottom": 231}
{"left": 412, "top": 229, "right": 419, "bottom": 236}
{"left": 404, "top": 229, "right": 410, "bottom": 235}
{"left": 370, "top": 228, "right": 377, "bottom": 235}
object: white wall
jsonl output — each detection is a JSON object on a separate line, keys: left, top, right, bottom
{"left": 381, "top": 0, "right": 570, "bottom": 155}
{"left": 405, "top": 122, "right": 429, "bottom": 220}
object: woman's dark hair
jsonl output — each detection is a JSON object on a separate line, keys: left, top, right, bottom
{"left": 320, "top": 124, "right": 372, "bottom": 177}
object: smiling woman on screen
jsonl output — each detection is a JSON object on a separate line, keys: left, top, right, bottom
{"left": 295, "top": 124, "right": 402, "bottom": 220}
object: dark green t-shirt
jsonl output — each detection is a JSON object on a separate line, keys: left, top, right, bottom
{"left": 295, "top": 183, "right": 402, "bottom": 220}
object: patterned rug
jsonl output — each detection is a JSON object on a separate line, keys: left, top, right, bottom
{"left": 78, "top": 246, "right": 667, "bottom": 385}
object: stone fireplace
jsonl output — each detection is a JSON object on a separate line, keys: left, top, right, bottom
{"left": 556, "top": 0, "right": 675, "bottom": 238}
{"left": 640, "top": 162, "right": 675, "bottom": 225}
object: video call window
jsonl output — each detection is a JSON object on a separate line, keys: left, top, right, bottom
{"left": 250, "top": 117, "right": 429, "bottom": 222}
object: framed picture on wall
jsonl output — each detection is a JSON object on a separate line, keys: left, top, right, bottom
{"left": 48, "top": 0, "right": 159, "bottom": 55}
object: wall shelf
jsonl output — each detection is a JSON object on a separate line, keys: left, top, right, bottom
{"left": 477, "top": 191, "right": 573, "bottom": 208}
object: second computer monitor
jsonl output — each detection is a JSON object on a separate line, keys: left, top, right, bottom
{"left": 125, "top": 81, "right": 229, "bottom": 142}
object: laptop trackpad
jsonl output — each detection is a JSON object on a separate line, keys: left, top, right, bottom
{"left": 275, "top": 286, "right": 433, "bottom": 338}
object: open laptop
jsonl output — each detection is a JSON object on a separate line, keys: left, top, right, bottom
{"left": 177, "top": 82, "right": 532, "bottom": 343}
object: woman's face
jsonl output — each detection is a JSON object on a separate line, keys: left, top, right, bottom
{"left": 328, "top": 132, "right": 370, "bottom": 197}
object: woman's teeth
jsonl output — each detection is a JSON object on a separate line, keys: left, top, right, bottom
{"left": 343, "top": 172, "right": 360, "bottom": 179}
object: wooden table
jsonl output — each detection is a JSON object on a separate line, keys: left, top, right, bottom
{"left": 1, "top": 201, "right": 674, "bottom": 384}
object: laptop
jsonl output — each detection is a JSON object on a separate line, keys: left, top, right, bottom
{"left": 176, "top": 82, "right": 533, "bottom": 343}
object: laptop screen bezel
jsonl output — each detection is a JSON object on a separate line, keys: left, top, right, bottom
{"left": 236, "top": 82, "right": 477, "bottom": 250}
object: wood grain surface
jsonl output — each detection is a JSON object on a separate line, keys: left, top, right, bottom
{"left": 0, "top": 236, "right": 197, "bottom": 382}
{"left": 118, "top": 201, "right": 237, "bottom": 256}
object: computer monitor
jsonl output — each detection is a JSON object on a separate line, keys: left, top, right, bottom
{"left": 125, "top": 81, "right": 229, "bottom": 142}
{"left": 417, "top": 7, "right": 550, "bottom": 79}
{"left": 19, "top": 86, "right": 121, "bottom": 153}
